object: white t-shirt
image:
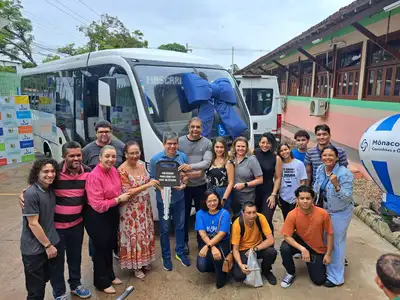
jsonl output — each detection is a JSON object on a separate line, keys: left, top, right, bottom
{"left": 280, "top": 158, "right": 307, "bottom": 204}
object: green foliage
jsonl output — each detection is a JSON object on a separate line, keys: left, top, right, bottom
{"left": 0, "top": 0, "right": 36, "bottom": 65}
{"left": 228, "top": 63, "right": 240, "bottom": 74}
{"left": 0, "top": 65, "right": 16, "bottom": 72}
{"left": 22, "top": 61, "right": 35, "bottom": 68}
{"left": 42, "top": 54, "right": 60, "bottom": 63}
{"left": 158, "top": 43, "right": 187, "bottom": 53}
{"left": 59, "top": 14, "right": 148, "bottom": 56}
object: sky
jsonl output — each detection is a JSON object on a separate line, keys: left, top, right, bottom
{"left": 21, "top": 0, "right": 354, "bottom": 69}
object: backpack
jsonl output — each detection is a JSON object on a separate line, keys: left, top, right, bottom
{"left": 239, "top": 213, "right": 266, "bottom": 240}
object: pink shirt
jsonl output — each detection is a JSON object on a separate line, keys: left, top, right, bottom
{"left": 86, "top": 164, "right": 121, "bottom": 213}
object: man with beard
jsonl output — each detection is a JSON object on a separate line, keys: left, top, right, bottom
{"left": 178, "top": 117, "right": 212, "bottom": 255}
{"left": 20, "top": 141, "right": 92, "bottom": 299}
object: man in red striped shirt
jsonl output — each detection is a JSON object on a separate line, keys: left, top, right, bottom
{"left": 20, "top": 141, "right": 92, "bottom": 299}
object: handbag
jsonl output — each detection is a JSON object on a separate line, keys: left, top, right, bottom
{"left": 215, "top": 210, "right": 233, "bottom": 273}
{"left": 317, "top": 175, "right": 330, "bottom": 208}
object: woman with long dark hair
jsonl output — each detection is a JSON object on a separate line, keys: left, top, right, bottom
{"left": 85, "top": 145, "right": 130, "bottom": 294}
{"left": 277, "top": 143, "right": 307, "bottom": 220}
{"left": 254, "top": 132, "right": 282, "bottom": 234}
{"left": 206, "top": 137, "right": 234, "bottom": 210}
{"left": 313, "top": 145, "right": 354, "bottom": 288}
{"left": 118, "top": 140, "right": 158, "bottom": 279}
{"left": 195, "top": 189, "right": 231, "bottom": 289}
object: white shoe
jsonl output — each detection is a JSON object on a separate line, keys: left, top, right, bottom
{"left": 281, "top": 272, "right": 296, "bottom": 288}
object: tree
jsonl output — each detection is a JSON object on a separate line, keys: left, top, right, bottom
{"left": 42, "top": 54, "right": 60, "bottom": 63}
{"left": 0, "top": 0, "right": 36, "bottom": 66}
{"left": 58, "top": 43, "right": 89, "bottom": 56}
{"left": 158, "top": 43, "right": 187, "bottom": 53}
{"left": 59, "top": 14, "right": 148, "bottom": 56}
{"left": 0, "top": 65, "right": 16, "bottom": 72}
{"left": 228, "top": 63, "right": 240, "bottom": 74}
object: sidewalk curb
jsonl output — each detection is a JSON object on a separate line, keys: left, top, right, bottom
{"left": 354, "top": 206, "right": 400, "bottom": 250}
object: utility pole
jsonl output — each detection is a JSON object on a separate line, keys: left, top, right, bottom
{"left": 231, "top": 46, "right": 235, "bottom": 71}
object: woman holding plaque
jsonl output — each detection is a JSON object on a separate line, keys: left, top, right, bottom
{"left": 85, "top": 145, "right": 130, "bottom": 294}
{"left": 117, "top": 140, "right": 158, "bottom": 279}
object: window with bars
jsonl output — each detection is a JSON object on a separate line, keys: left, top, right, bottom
{"left": 314, "top": 53, "right": 333, "bottom": 97}
{"left": 300, "top": 60, "right": 312, "bottom": 96}
{"left": 288, "top": 64, "right": 299, "bottom": 96}
{"left": 364, "top": 35, "right": 400, "bottom": 102}
{"left": 335, "top": 44, "right": 362, "bottom": 99}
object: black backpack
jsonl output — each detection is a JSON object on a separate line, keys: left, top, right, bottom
{"left": 239, "top": 213, "right": 266, "bottom": 240}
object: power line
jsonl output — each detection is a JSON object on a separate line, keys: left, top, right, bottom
{"left": 76, "top": 0, "right": 101, "bottom": 17}
{"left": 189, "top": 45, "right": 270, "bottom": 52}
{"left": 42, "top": 0, "right": 87, "bottom": 25}
{"left": 51, "top": 0, "right": 92, "bottom": 23}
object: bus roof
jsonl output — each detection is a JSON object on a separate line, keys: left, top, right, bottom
{"left": 21, "top": 48, "right": 221, "bottom": 75}
{"left": 234, "top": 75, "right": 277, "bottom": 80}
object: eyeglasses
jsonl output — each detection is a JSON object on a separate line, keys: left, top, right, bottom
{"left": 127, "top": 152, "right": 140, "bottom": 156}
{"left": 97, "top": 130, "right": 111, "bottom": 135}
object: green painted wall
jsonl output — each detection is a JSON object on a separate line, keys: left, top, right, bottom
{"left": 281, "top": 7, "right": 400, "bottom": 60}
{"left": 287, "top": 95, "right": 400, "bottom": 112}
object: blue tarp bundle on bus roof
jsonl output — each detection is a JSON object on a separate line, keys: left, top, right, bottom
{"left": 177, "top": 73, "right": 247, "bottom": 139}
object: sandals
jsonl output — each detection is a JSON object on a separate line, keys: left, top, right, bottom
{"left": 103, "top": 286, "right": 116, "bottom": 294}
{"left": 134, "top": 269, "right": 146, "bottom": 279}
{"left": 112, "top": 278, "right": 123, "bottom": 285}
{"left": 143, "top": 265, "right": 152, "bottom": 271}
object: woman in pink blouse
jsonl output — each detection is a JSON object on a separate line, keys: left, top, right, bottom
{"left": 85, "top": 145, "right": 130, "bottom": 294}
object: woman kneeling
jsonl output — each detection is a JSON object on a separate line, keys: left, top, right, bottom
{"left": 195, "top": 189, "right": 231, "bottom": 289}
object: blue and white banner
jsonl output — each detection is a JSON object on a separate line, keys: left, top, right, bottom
{"left": 359, "top": 114, "right": 400, "bottom": 214}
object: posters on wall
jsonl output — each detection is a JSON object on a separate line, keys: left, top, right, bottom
{"left": 0, "top": 95, "right": 35, "bottom": 167}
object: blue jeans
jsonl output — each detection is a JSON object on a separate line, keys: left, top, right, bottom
{"left": 50, "top": 222, "right": 84, "bottom": 297}
{"left": 157, "top": 199, "right": 186, "bottom": 259}
{"left": 327, "top": 205, "right": 354, "bottom": 285}
{"left": 214, "top": 187, "right": 232, "bottom": 210}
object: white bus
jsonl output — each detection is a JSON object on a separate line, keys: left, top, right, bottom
{"left": 234, "top": 75, "right": 282, "bottom": 146}
{"left": 21, "top": 48, "right": 252, "bottom": 219}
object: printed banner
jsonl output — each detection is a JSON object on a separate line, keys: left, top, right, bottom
{"left": 0, "top": 95, "right": 35, "bottom": 167}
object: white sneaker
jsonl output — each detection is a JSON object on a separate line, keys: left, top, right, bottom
{"left": 281, "top": 272, "right": 296, "bottom": 288}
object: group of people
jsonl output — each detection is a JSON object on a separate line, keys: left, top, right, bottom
{"left": 20, "top": 117, "right": 358, "bottom": 299}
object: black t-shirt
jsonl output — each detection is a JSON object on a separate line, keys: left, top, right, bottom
{"left": 21, "top": 184, "right": 60, "bottom": 255}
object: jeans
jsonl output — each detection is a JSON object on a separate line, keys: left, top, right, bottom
{"left": 327, "top": 205, "right": 353, "bottom": 285}
{"left": 278, "top": 197, "right": 296, "bottom": 220}
{"left": 157, "top": 199, "right": 186, "bottom": 259}
{"left": 50, "top": 222, "right": 84, "bottom": 297}
{"left": 214, "top": 187, "right": 232, "bottom": 210}
{"left": 232, "top": 247, "right": 277, "bottom": 282}
{"left": 280, "top": 235, "right": 326, "bottom": 285}
{"left": 85, "top": 205, "right": 119, "bottom": 290}
{"left": 184, "top": 184, "right": 207, "bottom": 243}
{"left": 22, "top": 252, "right": 51, "bottom": 300}
{"left": 196, "top": 239, "right": 230, "bottom": 287}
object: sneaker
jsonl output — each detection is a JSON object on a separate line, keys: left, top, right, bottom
{"left": 55, "top": 295, "right": 67, "bottom": 300}
{"left": 345, "top": 258, "right": 348, "bottom": 266}
{"left": 71, "top": 285, "right": 91, "bottom": 299}
{"left": 281, "top": 272, "right": 296, "bottom": 288}
{"left": 324, "top": 279, "right": 338, "bottom": 288}
{"left": 184, "top": 242, "right": 190, "bottom": 255}
{"left": 113, "top": 252, "right": 120, "bottom": 260}
{"left": 264, "top": 271, "right": 277, "bottom": 285}
{"left": 162, "top": 257, "right": 173, "bottom": 271}
{"left": 175, "top": 253, "right": 191, "bottom": 267}
{"left": 293, "top": 253, "right": 302, "bottom": 259}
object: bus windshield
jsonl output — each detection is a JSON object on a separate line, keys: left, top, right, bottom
{"left": 134, "top": 65, "right": 249, "bottom": 140}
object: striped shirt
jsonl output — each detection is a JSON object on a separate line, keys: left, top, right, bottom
{"left": 53, "top": 162, "right": 91, "bottom": 229}
{"left": 304, "top": 144, "right": 348, "bottom": 185}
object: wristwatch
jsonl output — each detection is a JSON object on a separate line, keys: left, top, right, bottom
{"left": 244, "top": 182, "right": 248, "bottom": 188}
{"left": 45, "top": 243, "right": 52, "bottom": 249}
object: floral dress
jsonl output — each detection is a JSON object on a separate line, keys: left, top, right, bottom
{"left": 118, "top": 162, "right": 156, "bottom": 270}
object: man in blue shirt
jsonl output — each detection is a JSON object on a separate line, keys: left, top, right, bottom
{"left": 150, "top": 132, "right": 190, "bottom": 271}
{"left": 292, "top": 130, "right": 310, "bottom": 164}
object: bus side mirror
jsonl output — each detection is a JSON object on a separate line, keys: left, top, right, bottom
{"left": 98, "top": 77, "right": 117, "bottom": 107}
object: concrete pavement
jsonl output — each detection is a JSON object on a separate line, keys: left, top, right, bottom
{"left": 0, "top": 162, "right": 398, "bottom": 300}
